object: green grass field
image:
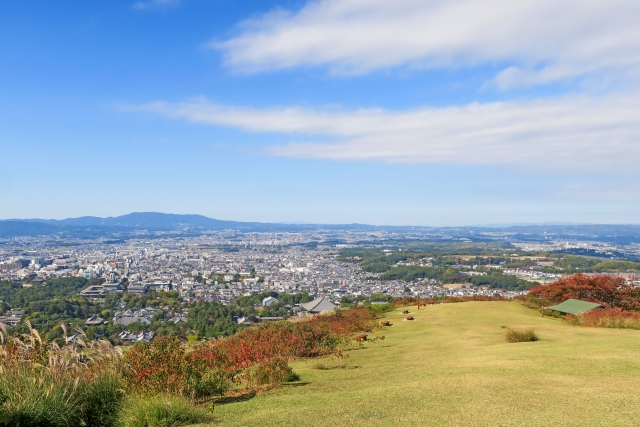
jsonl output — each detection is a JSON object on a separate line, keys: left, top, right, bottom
{"left": 208, "top": 302, "right": 640, "bottom": 426}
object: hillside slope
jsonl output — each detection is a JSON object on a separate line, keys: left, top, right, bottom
{"left": 212, "top": 302, "right": 640, "bottom": 427}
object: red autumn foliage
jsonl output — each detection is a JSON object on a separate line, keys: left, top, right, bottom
{"left": 123, "top": 308, "right": 379, "bottom": 394}
{"left": 564, "top": 307, "right": 640, "bottom": 329}
{"left": 123, "top": 335, "right": 231, "bottom": 398}
{"left": 527, "top": 274, "right": 640, "bottom": 310}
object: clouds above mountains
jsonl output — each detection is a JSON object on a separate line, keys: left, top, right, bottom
{"left": 214, "top": 0, "right": 640, "bottom": 88}
{"left": 132, "top": 92, "right": 640, "bottom": 172}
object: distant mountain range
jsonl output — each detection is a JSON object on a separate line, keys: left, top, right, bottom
{"left": 0, "top": 212, "right": 388, "bottom": 238}
{"left": 15, "top": 212, "right": 250, "bottom": 230}
{"left": 1, "top": 212, "right": 639, "bottom": 244}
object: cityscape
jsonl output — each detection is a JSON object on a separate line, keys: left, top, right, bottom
{"left": 3, "top": 219, "right": 640, "bottom": 343}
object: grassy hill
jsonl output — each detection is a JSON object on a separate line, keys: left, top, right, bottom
{"left": 210, "top": 301, "right": 640, "bottom": 426}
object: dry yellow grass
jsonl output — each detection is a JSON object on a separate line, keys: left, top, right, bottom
{"left": 207, "top": 302, "right": 640, "bottom": 427}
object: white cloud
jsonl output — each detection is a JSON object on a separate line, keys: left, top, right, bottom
{"left": 213, "top": 0, "right": 640, "bottom": 87}
{"left": 133, "top": 0, "right": 181, "bottom": 10}
{"left": 129, "top": 92, "right": 640, "bottom": 172}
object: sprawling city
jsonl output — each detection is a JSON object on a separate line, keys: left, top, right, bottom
{"left": 3, "top": 220, "right": 640, "bottom": 345}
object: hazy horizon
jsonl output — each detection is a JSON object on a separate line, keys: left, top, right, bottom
{"left": 0, "top": 211, "right": 634, "bottom": 228}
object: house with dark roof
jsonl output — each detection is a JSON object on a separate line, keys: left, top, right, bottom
{"left": 127, "top": 283, "right": 147, "bottom": 296}
{"left": 118, "top": 331, "right": 155, "bottom": 343}
{"left": 66, "top": 333, "right": 84, "bottom": 345}
{"left": 113, "top": 309, "right": 153, "bottom": 326}
{"left": 301, "top": 296, "right": 336, "bottom": 313}
{"left": 85, "top": 315, "right": 104, "bottom": 326}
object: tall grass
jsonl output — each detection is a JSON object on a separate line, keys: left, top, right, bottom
{"left": 1, "top": 308, "right": 382, "bottom": 426}
{"left": 0, "top": 323, "right": 125, "bottom": 427}
{"left": 505, "top": 328, "right": 539, "bottom": 343}
{"left": 0, "top": 365, "right": 82, "bottom": 427}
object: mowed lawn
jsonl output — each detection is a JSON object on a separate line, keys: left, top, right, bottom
{"left": 208, "top": 302, "right": 640, "bottom": 427}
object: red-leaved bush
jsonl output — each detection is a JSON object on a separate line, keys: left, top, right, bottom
{"left": 564, "top": 307, "right": 640, "bottom": 330}
{"left": 124, "top": 308, "right": 379, "bottom": 394}
{"left": 527, "top": 274, "right": 640, "bottom": 310}
{"left": 124, "top": 335, "right": 231, "bottom": 398}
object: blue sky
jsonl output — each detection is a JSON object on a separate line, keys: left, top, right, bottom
{"left": 2, "top": 0, "right": 640, "bottom": 225}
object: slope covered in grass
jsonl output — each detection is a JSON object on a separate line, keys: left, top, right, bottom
{"left": 210, "top": 302, "right": 640, "bottom": 427}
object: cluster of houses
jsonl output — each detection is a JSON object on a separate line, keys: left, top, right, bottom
{"left": 0, "top": 309, "right": 23, "bottom": 329}
{"left": 79, "top": 281, "right": 172, "bottom": 298}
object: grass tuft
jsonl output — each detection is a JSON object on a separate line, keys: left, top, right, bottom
{"left": 505, "top": 328, "right": 539, "bottom": 343}
{"left": 312, "top": 362, "right": 349, "bottom": 370}
{"left": 118, "top": 395, "right": 213, "bottom": 427}
{"left": 283, "top": 371, "right": 300, "bottom": 382}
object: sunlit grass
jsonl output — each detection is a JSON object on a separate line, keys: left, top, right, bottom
{"left": 209, "top": 302, "right": 640, "bottom": 427}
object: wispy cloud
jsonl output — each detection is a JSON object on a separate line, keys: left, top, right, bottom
{"left": 133, "top": 0, "right": 181, "bottom": 10}
{"left": 212, "top": 0, "right": 640, "bottom": 88}
{"left": 126, "top": 92, "right": 640, "bottom": 173}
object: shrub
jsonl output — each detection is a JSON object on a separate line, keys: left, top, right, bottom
{"left": 124, "top": 309, "right": 378, "bottom": 394}
{"left": 78, "top": 372, "right": 125, "bottom": 427}
{"left": 527, "top": 274, "right": 640, "bottom": 310}
{"left": 123, "top": 336, "right": 231, "bottom": 398}
{"left": 282, "top": 371, "right": 300, "bottom": 382}
{"left": 117, "top": 395, "right": 213, "bottom": 427}
{"left": 565, "top": 308, "right": 640, "bottom": 329}
{"left": 505, "top": 328, "right": 539, "bottom": 343}
{"left": 366, "top": 304, "right": 395, "bottom": 316}
{"left": 244, "top": 358, "right": 292, "bottom": 388}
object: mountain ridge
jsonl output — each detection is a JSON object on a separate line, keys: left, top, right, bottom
{"left": 2, "top": 212, "right": 640, "bottom": 244}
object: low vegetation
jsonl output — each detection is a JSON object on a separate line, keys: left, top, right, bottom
{"left": 526, "top": 273, "right": 640, "bottom": 309}
{"left": 521, "top": 273, "right": 640, "bottom": 331}
{"left": 0, "top": 323, "right": 124, "bottom": 427}
{"left": 213, "top": 302, "right": 640, "bottom": 426}
{"left": 0, "top": 307, "right": 381, "bottom": 427}
{"left": 117, "top": 395, "right": 213, "bottom": 427}
{"left": 564, "top": 308, "right": 640, "bottom": 330}
{"left": 504, "top": 327, "right": 539, "bottom": 343}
